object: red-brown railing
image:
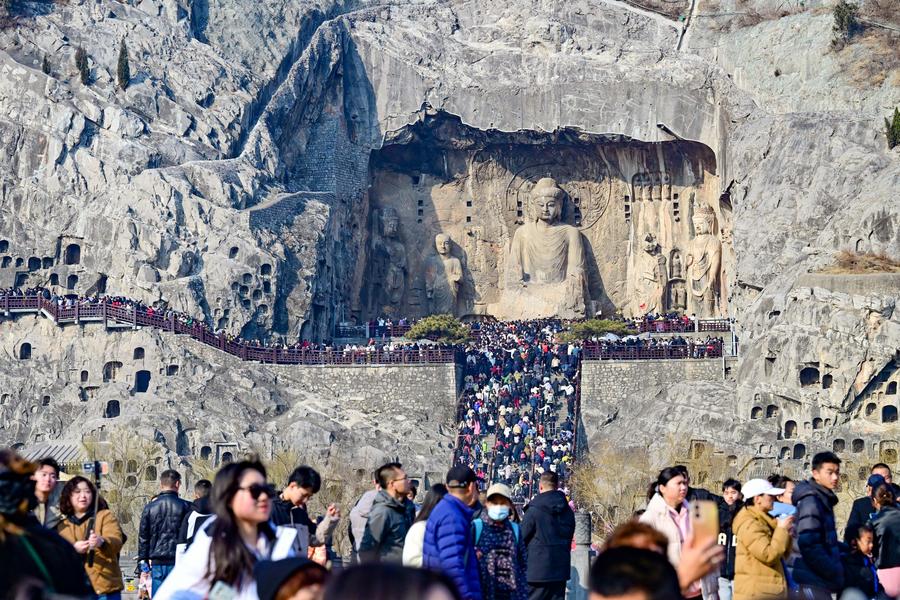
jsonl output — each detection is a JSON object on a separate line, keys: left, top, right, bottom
{"left": 1, "top": 294, "right": 455, "bottom": 366}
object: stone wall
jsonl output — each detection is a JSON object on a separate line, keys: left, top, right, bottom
{"left": 579, "top": 358, "right": 725, "bottom": 457}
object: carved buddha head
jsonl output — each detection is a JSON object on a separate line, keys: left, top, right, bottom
{"left": 692, "top": 205, "right": 716, "bottom": 236}
{"left": 435, "top": 233, "right": 451, "bottom": 256}
{"left": 529, "top": 178, "right": 566, "bottom": 224}
{"left": 380, "top": 207, "right": 400, "bottom": 238}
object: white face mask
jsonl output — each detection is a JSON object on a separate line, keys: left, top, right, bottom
{"left": 487, "top": 505, "right": 511, "bottom": 521}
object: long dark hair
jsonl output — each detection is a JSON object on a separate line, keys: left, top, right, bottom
{"left": 207, "top": 459, "right": 275, "bottom": 587}
{"left": 324, "top": 564, "right": 463, "bottom": 600}
{"left": 414, "top": 484, "right": 448, "bottom": 524}
{"left": 58, "top": 476, "right": 109, "bottom": 516}
{"left": 646, "top": 467, "right": 684, "bottom": 502}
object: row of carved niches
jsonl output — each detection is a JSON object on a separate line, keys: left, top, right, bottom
{"left": 360, "top": 118, "right": 731, "bottom": 321}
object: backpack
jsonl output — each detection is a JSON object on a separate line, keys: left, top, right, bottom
{"left": 472, "top": 517, "right": 520, "bottom": 545}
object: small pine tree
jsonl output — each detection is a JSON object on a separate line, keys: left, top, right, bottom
{"left": 41, "top": 54, "right": 50, "bottom": 75}
{"left": 116, "top": 39, "right": 130, "bottom": 91}
{"left": 74, "top": 46, "right": 89, "bottom": 85}
{"left": 886, "top": 108, "right": 900, "bottom": 150}
{"left": 832, "top": 0, "right": 859, "bottom": 45}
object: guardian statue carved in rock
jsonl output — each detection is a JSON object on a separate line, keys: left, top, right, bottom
{"left": 686, "top": 205, "right": 722, "bottom": 317}
{"left": 497, "top": 177, "right": 588, "bottom": 319}
{"left": 424, "top": 233, "right": 463, "bottom": 315}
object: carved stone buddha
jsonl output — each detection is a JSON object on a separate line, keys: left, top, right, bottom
{"left": 497, "top": 177, "right": 588, "bottom": 319}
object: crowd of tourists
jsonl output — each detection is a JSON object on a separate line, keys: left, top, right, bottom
{"left": 583, "top": 335, "right": 726, "bottom": 359}
{"left": 3, "top": 446, "right": 900, "bottom": 600}
{"left": 454, "top": 320, "right": 578, "bottom": 502}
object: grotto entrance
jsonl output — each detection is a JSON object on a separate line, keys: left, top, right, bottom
{"left": 356, "top": 112, "right": 730, "bottom": 324}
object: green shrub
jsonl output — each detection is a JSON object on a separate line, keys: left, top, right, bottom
{"left": 886, "top": 108, "right": 900, "bottom": 150}
{"left": 117, "top": 39, "right": 130, "bottom": 90}
{"left": 832, "top": 0, "right": 859, "bottom": 45}
{"left": 74, "top": 46, "right": 89, "bottom": 84}
{"left": 557, "top": 319, "right": 637, "bottom": 343}
{"left": 405, "top": 314, "right": 470, "bottom": 344}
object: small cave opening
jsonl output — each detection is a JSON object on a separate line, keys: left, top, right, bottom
{"left": 64, "top": 243, "right": 81, "bottom": 265}
{"left": 799, "top": 366, "right": 820, "bottom": 387}
{"left": 134, "top": 370, "right": 151, "bottom": 393}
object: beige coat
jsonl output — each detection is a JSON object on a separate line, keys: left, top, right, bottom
{"left": 57, "top": 509, "right": 124, "bottom": 594}
{"left": 732, "top": 506, "right": 792, "bottom": 600}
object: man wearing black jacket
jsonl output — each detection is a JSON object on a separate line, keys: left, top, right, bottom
{"left": 521, "top": 471, "right": 576, "bottom": 600}
{"left": 793, "top": 452, "right": 845, "bottom": 599}
{"left": 271, "top": 465, "right": 340, "bottom": 555}
{"left": 844, "top": 464, "right": 898, "bottom": 543}
{"left": 176, "top": 479, "right": 212, "bottom": 560}
{"left": 138, "top": 469, "right": 190, "bottom": 593}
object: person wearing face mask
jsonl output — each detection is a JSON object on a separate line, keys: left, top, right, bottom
{"left": 473, "top": 483, "right": 528, "bottom": 600}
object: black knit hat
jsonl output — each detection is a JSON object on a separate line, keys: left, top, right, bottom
{"left": 254, "top": 557, "right": 317, "bottom": 600}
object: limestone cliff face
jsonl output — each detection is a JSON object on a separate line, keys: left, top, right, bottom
{"left": 0, "top": 0, "right": 898, "bottom": 479}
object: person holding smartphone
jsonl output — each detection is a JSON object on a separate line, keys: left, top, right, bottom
{"left": 732, "top": 479, "right": 795, "bottom": 600}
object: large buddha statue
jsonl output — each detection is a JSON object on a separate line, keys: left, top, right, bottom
{"left": 424, "top": 233, "right": 463, "bottom": 315}
{"left": 686, "top": 204, "right": 722, "bottom": 317}
{"left": 497, "top": 178, "right": 588, "bottom": 319}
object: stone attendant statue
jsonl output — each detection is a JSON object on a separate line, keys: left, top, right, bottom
{"left": 498, "top": 177, "right": 588, "bottom": 319}
{"left": 635, "top": 233, "right": 667, "bottom": 315}
{"left": 685, "top": 204, "right": 722, "bottom": 317}
{"left": 424, "top": 233, "right": 463, "bottom": 315}
{"left": 370, "top": 207, "right": 407, "bottom": 308}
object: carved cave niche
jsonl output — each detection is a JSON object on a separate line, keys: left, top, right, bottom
{"left": 852, "top": 439, "right": 865, "bottom": 453}
{"left": 41, "top": 257, "right": 53, "bottom": 269}
{"left": 362, "top": 113, "right": 726, "bottom": 321}
{"left": 104, "top": 400, "right": 120, "bottom": 418}
{"left": 793, "top": 444, "right": 806, "bottom": 460}
{"left": 866, "top": 403, "right": 878, "bottom": 417}
{"left": 883, "top": 405, "right": 898, "bottom": 424}
{"left": 880, "top": 441, "right": 899, "bottom": 464}
{"left": 833, "top": 439, "right": 846, "bottom": 452}
{"left": 18, "top": 343, "right": 32, "bottom": 360}
{"left": 751, "top": 406, "right": 763, "bottom": 419}
{"left": 27, "top": 257, "right": 40, "bottom": 271}
{"left": 0, "top": 240, "right": 7, "bottom": 253}
{"left": 812, "top": 417, "right": 824, "bottom": 430}
{"left": 63, "top": 243, "right": 81, "bottom": 265}
{"left": 133, "top": 347, "right": 145, "bottom": 360}
{"left": 822, "top": 374, "right": 833, "bottom": 389}
{"left": 766, "top": 405, "right": 779, "bottom": 418}
{"left": 780, "top": 446, "right": 790, "bottom": 459}
{"left": 66, "top": 274, "right": 78, "bottom": 290}
{"left": 889, "top": 381, "right": 898, "bottom": 395}
{"left": 49, "top": 274, "right": 58, "bottom": 286}
{"left": 799, "top": 366, "right": 820, "bottom": 387}
{"left": 784, "top": 420, "right": 798, "bottom": 439}
{"left": 145, "top": 465, "right": 158, "bottom": 481}
{"left": 200, "top": 445, "right": 212, "bottom": 460}
{"left": 134, "top": 370, "right": 151, "bottom": 393}
{"left": 103, "top": 361, "right": 123, "bottom": 383}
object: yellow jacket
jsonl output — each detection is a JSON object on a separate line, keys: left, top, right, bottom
{"left": 57, "top": 509, "right": 125, "bottom": 594}
{"left": 732, "top": 506, "right": 792, "bottom": 600}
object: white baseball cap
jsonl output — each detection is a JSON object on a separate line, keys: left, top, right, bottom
{"left": 742, "top": 478, "right": 785, "bottom": 500}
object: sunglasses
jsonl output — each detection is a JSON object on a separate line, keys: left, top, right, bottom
{"left": 239, "top": 483, "right": 274, "bottom": 500}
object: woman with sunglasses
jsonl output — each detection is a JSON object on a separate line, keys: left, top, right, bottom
{"left": 155, "top": 459, "right": 298, "bottom": 600}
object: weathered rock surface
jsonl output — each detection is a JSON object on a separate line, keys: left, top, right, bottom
{"left": 0, "top": 0, "right": 898, "bottom": 489}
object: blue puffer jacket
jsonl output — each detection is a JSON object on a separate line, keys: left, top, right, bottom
{"left": 792, "top": 480, "right": 845, "bottom": 592}
{"left": 423, "top": 495, "right": 482, "bottom": 600}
